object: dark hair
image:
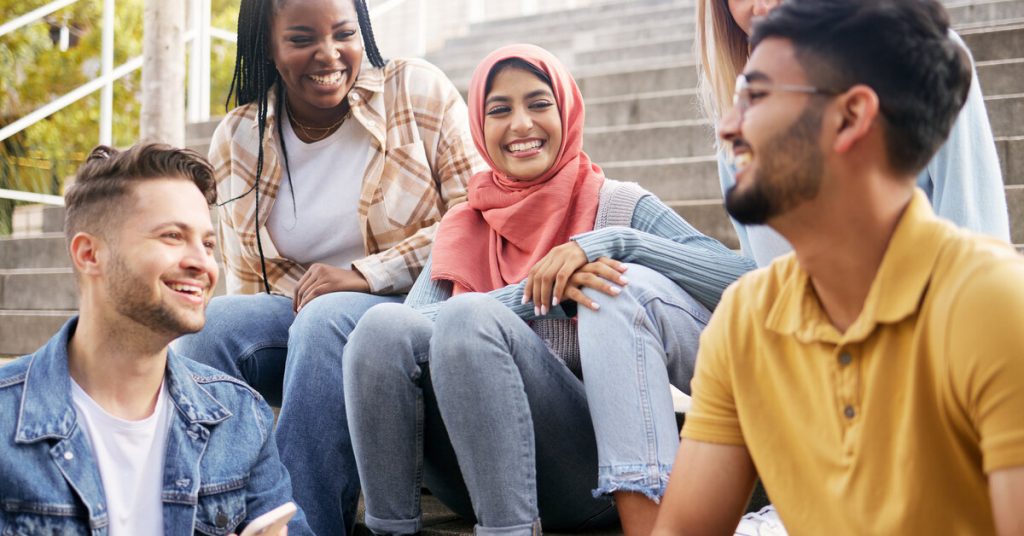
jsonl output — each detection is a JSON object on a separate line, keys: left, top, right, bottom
{"left": 485, "top": 58, "right": 553, "bottom": 96}
{"left": 64, "top": 144, "right": 216, "bottom": 243}
{"left": 223, "top": 0, "right": 386, "bottom": 293}
{"left": 750, "top": 0, "right": 971, "bottom": 175}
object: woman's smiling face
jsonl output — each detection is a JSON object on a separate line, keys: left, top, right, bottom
{"left": 269, "top": 0, "right": 362, "bottom": 123}
{"left": 483, "top": 67, "right": 562, "bottom": 181}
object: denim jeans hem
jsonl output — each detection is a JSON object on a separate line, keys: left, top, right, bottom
{"left": 364, "top": 512, "right": 422, "bottom": 535}
{"left": 474, "top": 518, "right": 541, "bottom": 536}
{"left": 591, "top": 463, "right": 672, "bottom": 503}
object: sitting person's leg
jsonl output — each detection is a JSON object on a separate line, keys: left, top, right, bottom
{"left": 344, "top": 302, "right": 474, "bottom": 535}
{"left": 577, "top": 263, "right": 711, "bottom": 532}
{"left": 174, "top": 293, "right": 293, "bottom": 404}
{"left": 275, "top": 291, "right": 402, "bottom": 535}
{"left": 431, "top": 293, "right": 617, "bottom": 535}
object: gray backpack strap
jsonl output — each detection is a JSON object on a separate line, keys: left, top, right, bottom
{"left": 595, "top": 178, "right": 650, "bottom": 230}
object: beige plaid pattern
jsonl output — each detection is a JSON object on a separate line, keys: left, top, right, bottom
{"left": 209, "top": 58, "right": 484, "bottom": 296}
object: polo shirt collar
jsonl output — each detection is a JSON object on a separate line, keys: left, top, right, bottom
{"left": 765, "top": 189, "right": 946, "bottom": 344}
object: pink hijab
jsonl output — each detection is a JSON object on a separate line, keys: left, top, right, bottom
{"left": 430, "top": 44, "right": 605, "bottom": 294}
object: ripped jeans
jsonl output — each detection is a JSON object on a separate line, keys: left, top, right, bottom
{"left": 343, "top": 264, "right": 707, "bottom": 535}
{"left": 578, "top": 263, "right": 709, "bottom": 500}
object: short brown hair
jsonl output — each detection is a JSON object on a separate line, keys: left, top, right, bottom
{"left": 64, "top": 144, "right": 216, "bottom": 242}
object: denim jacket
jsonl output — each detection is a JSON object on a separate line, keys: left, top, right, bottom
{"left": 0, "top": 318, "right": 313, "bottom": 535}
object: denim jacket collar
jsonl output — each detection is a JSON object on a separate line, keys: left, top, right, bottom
{"left": 16, "top": 316, "right": 232, "bottom": 444}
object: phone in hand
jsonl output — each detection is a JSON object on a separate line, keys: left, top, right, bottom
{"left": 238, "top": 502, "right": 297, "bottom": 536}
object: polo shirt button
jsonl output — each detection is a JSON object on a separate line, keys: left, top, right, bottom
{"left": 351, "top": 93, "right": 360, "bottom": 101}
{"left": 367, "top": 120, "right": 376, "bottom": 128}
{"left": 64, "top": 451, "right": 74, "bottom": 461}
{"left": 215, "top": 511, "right": 229, "bottom": 528}
{"left": 844, "top": 405, "right": 856, "bottom": 419}
{"left": 839, "top": 352, "right": 853, "bottom": 366}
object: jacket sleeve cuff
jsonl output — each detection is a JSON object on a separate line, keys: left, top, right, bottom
{"left": 352, "top": 256, "right": 393, "bottom": 294}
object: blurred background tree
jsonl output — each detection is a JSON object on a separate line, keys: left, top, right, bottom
{"left": 0, "top": 0, "right": 239, "bottom": 234}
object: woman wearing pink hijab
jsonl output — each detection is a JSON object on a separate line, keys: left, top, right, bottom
{"left": 343, "top": 44, "right": 755, "bottom": 535}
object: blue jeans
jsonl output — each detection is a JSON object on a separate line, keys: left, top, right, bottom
{"left": 174, "top": 291, "right": 402, "bottom": 536}
{"left": 344, "top": 296, "right": 618, "bottom": 536}
{"left": 577, "top": 263, "right": 710, "bottom": 500}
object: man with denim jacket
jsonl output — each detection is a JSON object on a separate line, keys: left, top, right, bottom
{"left": 0, "top": 144, "right": 311, "bottom": 535}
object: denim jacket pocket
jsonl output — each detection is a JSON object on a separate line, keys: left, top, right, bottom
{"left": 193, "top": 476, "right": 248, "bottom": 536}
{"left": 2, "top": 502, "right": 91, "bottom": 536}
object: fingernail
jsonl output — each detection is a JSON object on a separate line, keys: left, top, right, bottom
{"left": 522, "top": 294, "right": 528, "bottom": 305}
{"left": 591, "top": 302, "right": 601, "bottom": 311}
{"left": 619, "top": 276, "right": 630, "bottom": 285}
{"left": 552, "top": 297, "right": 559, "bottom": 307}
{"left": 535, "top": 306, "right": 541, "bottom": 316}
{"left": 609, "top": 286, "right": 621, "bottom": 295}
{"left": 541, "top": 305, "right": 548, "bottom": 316}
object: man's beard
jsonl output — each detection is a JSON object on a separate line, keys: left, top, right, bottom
{"left": 725, "top": 104, "right": 826, "bottom": 225}
{"left": 106, "top": 252, "right": 205, "bottom": 338}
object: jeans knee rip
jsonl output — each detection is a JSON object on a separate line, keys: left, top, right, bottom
{"left": 591, "top": 464, "right": 672, "bottom": 503}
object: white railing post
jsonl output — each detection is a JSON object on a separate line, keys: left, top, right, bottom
{"left": 100, "top": 0, "right": 114, "bottom": 145}
{"left": 188, "top": 0, "right": 212, "bottom": 123}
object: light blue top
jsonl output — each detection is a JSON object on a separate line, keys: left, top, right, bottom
{"left": 718, "top": 31, "right": 1010, "bottom": 267}
{"left": 406, "top": 192, "right": 757, "bottom": 320}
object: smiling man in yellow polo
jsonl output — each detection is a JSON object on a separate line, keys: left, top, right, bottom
{"left": 651, "top": 1, "right": 1024, "bottom": 535}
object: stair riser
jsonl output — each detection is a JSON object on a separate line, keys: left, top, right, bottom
{"left": 586, "top": 92, "right": 704, "bottom": 127}
{"left": 0, "top": 236, "right": 70, "bottom": 270}
{"left": 0, "top": 272, "right": 78, "bottom": 310}
{"left": 0, "top": 314, "right": 74, "bottom": 356}
{"left": 461, "top": 1, "right": 691, "bottom": 40}
{"left": 961, "top": 25, "right": 1024, "bottom": 62}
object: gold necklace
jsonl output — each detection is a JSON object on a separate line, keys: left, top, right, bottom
{"left": 286, "top": 101, "right": 351, "bottom": 142}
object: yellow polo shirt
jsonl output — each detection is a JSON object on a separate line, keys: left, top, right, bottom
{"left": 683, "top": 190, "right": 1024, "bottom": 535}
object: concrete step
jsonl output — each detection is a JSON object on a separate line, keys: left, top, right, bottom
{"left": 584, "top": 119, "right": 716, "bottom": 162}
{"left": 457, "top": 0, "right": 690, "bottom": 44}
{"left": 430, "top": 18, "right": 692, "bottom": 71}
{"left": 978, "top": 58, "right": 1024, "bottom": 96}
{"left": 601, "top": 156, "right": 721, "bottom": 200}
{"left": 947, "top": 0, "right": 1024, "bottom": 28}
{"left": 986, "top": 94, "right": 1024, "bottom": 138}
{"left": 0, "top": 268, "right": 78, "bottom": 310}
{"left": 997, "top": 135, "right": 1024, "bottom": 185}
{"left": 440, "top": 37, "right": 693, "bottom": 84}
{"left": 960, "top": 21, "right": 1024, "bottom": 62}
{"left": 585, "top": 89, "right": 703, "bottom": 128}
{"left": 0, "top": 233, "right": 71, "bottom": 270}
{"left": 0, "top": 310, "right": 74, "bottom": 356}
{"left": 577, "top": 62, "right": 698, "bottom": 100}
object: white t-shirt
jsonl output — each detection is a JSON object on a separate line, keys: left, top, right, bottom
{"left": 71, "top": 379, "right": 171, "bottom": 536}
{"left": 267, "top": 111, "right": 371, "bottom": 269}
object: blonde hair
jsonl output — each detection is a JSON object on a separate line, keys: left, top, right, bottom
{"left": 695, "top": 0, "right": 751, "bottom": 124}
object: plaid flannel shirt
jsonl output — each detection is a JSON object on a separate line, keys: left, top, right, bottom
{"left": 209, "top": 58, "right": 483, "bottom": 296}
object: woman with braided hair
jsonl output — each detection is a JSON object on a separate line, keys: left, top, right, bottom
{"left": 174, "top": 0, "right": 483, "bottom": 534}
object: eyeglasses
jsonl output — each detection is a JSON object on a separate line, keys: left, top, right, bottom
{"left": 732, "top": 74, "right": 841, "bottom": 117}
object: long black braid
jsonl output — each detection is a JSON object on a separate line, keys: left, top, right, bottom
{"left": 220, "top": 0, "right": 388, "bottom": 294}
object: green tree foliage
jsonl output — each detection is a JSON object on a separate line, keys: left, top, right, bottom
{"left": 0, "top": 0, "right": 239, "bottom": 234}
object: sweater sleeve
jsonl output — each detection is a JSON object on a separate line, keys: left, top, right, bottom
{"left": 406, "top": 256, "right": 569, "bottom": 321}
{"left": 571, "top": 195, "right": 757, "bottom": 310}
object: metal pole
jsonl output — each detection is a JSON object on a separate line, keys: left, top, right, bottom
{"left": 187, "top": 0, "right": 212, "bottom": 122}
{"left": 199, "top": 0, "right": 211, "bottom": 120}
{"left": 100, "top": 0, "right": 114, "bottom": 145}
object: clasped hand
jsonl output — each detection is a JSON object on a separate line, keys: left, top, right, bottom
{"left": 293, "top": 263, "right": 370, "bottom": 312}
{"left": 522, "top": 242, "right": 628, "bottom": 315}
